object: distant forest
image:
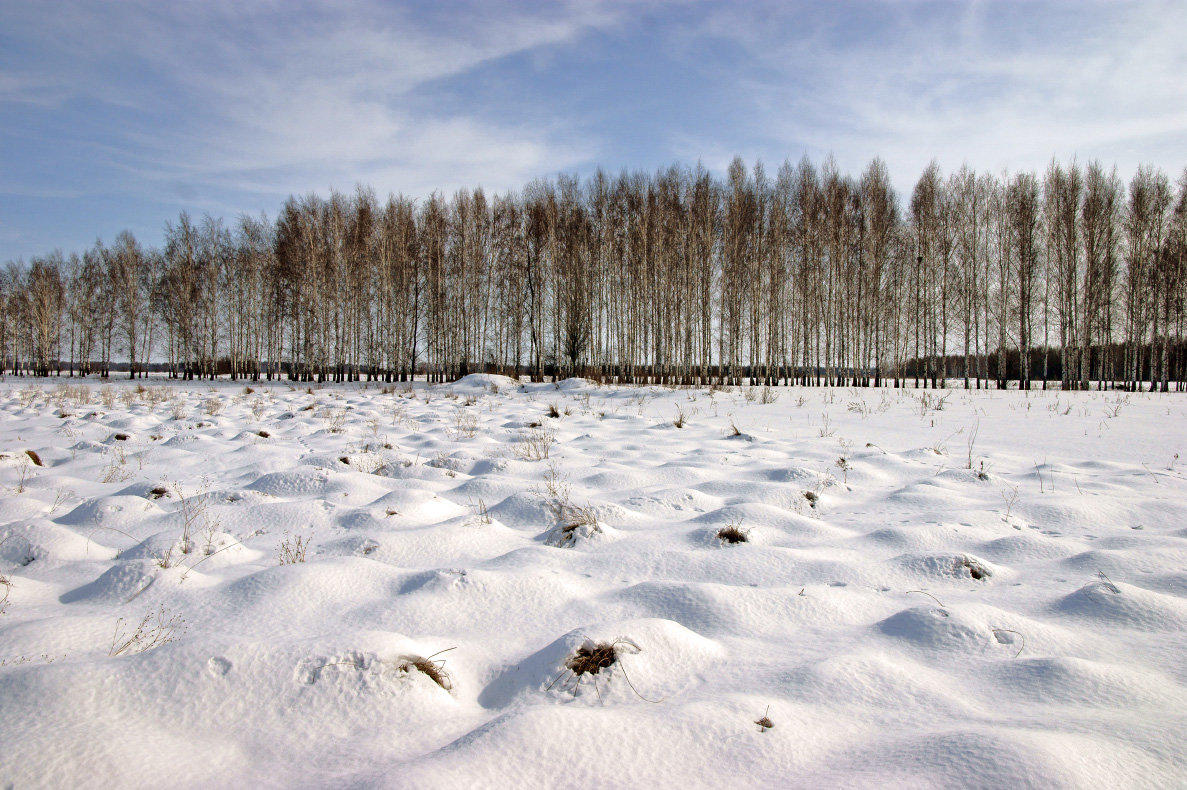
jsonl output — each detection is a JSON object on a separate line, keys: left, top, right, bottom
{"left": 3, "top": 157, "right": 1186, "bottom": 390}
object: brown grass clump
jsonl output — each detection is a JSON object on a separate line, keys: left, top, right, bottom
{"left": 566, "top": 641, "right": 617, "bottom": 677}
{"left": 546, "top": 403, "right": 561, "bottom": 419}
{"left": 545, "top": 504, "right": 601, "bottom": 548}
{"left": 256, "top": 430, "right": 270, "bottom": 438}
{"left": 717, "top": 523, "right": 748, "bottom": 544}
{"left": 113, "top": 433, "right": 129, "bottom": 441}
{"left": 398, "top": 647, "right": 454, "bottom": 690}
{"left": 755, "top": 706, "right": 774, "bottom": 732}
{"left": 149, "top": 486, "right": 168, "bottom": 499}
{"left": 957, "top": 555, "right": 991, "bottom": 580}
{"left": 24, "top": 449, "right": 43, "bottom": 467}
{"left": 548, "top": 637, "right": 657, "bottom": 704}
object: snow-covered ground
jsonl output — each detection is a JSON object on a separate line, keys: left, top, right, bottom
{"left": 2, "top": 376, "right": 1185, "bottom": 789}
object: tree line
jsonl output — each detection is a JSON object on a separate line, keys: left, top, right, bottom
{"left": 2, "top": 157, "right": 1185, "bottom": 391}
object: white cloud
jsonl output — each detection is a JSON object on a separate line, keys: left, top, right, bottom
{"left": 1, "top": 0, "right": 619, "bottom": 207}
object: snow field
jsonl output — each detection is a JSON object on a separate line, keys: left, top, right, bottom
{"left": 1, "top": 377, "right": 1186, "bottom": 788}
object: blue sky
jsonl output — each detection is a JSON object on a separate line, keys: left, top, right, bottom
{"left": 2, "top": 0, "right": 1185, "bottom": 262}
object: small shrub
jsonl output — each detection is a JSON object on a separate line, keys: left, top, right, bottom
{"left": 278, "top": 532, "right": 309, "bottom": 564}
{"left": 172, "top": 480, "right": 220, "bottom": 556}
{"left": 803, "top": 490, "right": 819, "bottom": 508}
{"left": 323, "top": 408, "right": 347, "bottom": 433}
{"left": 469, "top": 498, "right": 492, "bottom": 526}
{"left": 155, "top": 544, "right": 177, "bottom": 569}
{"left": 450, "top": 409, "right": 479, "bottom": 440}
{"left": 100, "top": 445, "right": 131, "bottom": 483}
{"left": 202, "top": 397, "right": 223, "bottom": 417}
{"left": 109, "top": 606, "right": 185, "bottom": 656}
{"left": 515, "top": 426, "right": 555, "bottom": 461}
{"left": 12, "top": 456, "right": 34, "bottom": 493}
{"left": 546, "top": 403, "right": 560, "bottom": 419}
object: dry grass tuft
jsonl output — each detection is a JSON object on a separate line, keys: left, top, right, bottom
{"left": 957, "top": 555, "right": 991, "bottom": 580}
{"left": 277, "top": 532, "right": 310, "bottom": 564}
{"left": 548, "top": 637, "right": 656, "bottom": 704}
{"left": 716, "top": 523, "right": 748, "bottom": 544}
{"left": 566, "top": 641, "right": 618, "bottom": 677}
{"left": 398, "top": 647, "right": 454, "bottom": 690}
{"left": 109, "top": 606, "right": 185, "bottom": 656}
{"left": 515, "top": 426, "right": 555, "bottom": 461}
{"left": 545, "top": 503, "right": 600, "bottom": 548}
{"left": 24, "top": 449, "right": 43, "bottom": 467}
{"left": 755, "top": 706, "right": 774, "bottom": 731}
{"left": 0, "top": 572, "right": 10, "bottom": 615}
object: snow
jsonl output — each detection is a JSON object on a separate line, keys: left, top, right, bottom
{"left": 1, "top": 378, "right": 1185, "bottom": 788}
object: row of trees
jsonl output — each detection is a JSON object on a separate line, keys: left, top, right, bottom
{"left": 2, "top": 157, "right": 1185, "bottom": 390}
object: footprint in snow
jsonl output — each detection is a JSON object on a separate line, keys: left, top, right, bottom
{"left": 208, "top": 657, "right": 232, "bottom": 677}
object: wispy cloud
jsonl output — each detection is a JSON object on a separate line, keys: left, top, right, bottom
{"left": 1, "top": 0, "right": 618, "bottom": 210}
{"left": 664, "top": 0, "right": 1187, "bottom": 187}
